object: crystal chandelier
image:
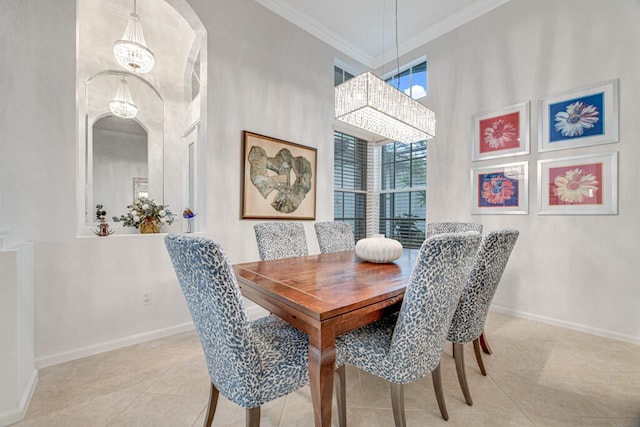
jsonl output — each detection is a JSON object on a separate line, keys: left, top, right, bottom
{"left": 113, "top": 0, "right": 155, "bottom": 74}
{"left": 110, "top": 76, "right": 138, "bottom": 119}
{"left": 335, "top": 72, "right": 436, "bottom": 143}
{"left": 334, "top": 0, "right": 435, "bottom": 144}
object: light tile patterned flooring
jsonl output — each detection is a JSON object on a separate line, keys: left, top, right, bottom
{"left": 12, "top": 312, "right": 640, "bottom": 426}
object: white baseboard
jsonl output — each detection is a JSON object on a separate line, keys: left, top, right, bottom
{"left": 0, "top": 369, "right": 38, "bottom": 427}
{"left": 491, "top": 305, "right": 640, "bottom": 345}
{"left": 35, "top": 322, "right": 195, "bottom": 369}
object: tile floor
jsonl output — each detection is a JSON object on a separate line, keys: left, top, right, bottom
{"left": 11, "top": 312, "right": 640, "bottom": 427}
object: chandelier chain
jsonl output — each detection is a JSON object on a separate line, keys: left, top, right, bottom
{"left": 395, "top": 0, "right": 399, "bottom": 89}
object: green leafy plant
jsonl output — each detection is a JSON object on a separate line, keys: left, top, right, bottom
{"left": 392, "top": 213, "right": 425, "bottom": 248}
{"left": 119, "top": 197, "right": 175, "bottom": 228}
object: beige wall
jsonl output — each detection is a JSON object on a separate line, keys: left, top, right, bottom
{"left": 424, "top": 0, "right": 640, "bottom": 341}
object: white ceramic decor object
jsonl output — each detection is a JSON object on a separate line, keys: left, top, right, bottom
{"left": 355, "top": 234, "right": 403, "bottom": 263}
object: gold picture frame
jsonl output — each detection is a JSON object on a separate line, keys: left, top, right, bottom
{"left": 242, "top": 131, "right": 317, "bottom": 219}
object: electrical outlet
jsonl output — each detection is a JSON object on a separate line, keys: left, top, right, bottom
{"left": 142, "top": 290, "right": 152, "bottom": 305}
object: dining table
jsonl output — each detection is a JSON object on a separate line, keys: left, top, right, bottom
{"left": 233, "top": 248, "right": 420, "bottom": 427}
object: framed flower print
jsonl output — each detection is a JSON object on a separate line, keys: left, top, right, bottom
{"left": 537, "top": 152, "right": 617, "bottom": 215}
{"left": 538, "top": 79, "right": 619, "bottom": 152}
{"left": 472, "top": 101, "right": 530, "bottom": 161}
{"left": 471, "top": 161, "right": 528, "bottom": 215}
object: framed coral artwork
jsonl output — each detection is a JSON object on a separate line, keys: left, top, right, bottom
{"left": 538, "top": 79, "right": 619, "bottom": 152}
{"left": 242, "top": 131, "right": 317, "bottom": 219}
{"left": 472, "top": 101, "right": 529, "bottom": 161}
{"left": 537, "top": 152, "right": 618, "bottom": 215}
{"left": 471, "top": 161, "right": 528, "bottom": 215}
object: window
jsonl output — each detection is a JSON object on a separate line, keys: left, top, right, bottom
{"left": 332, "top": 133, "right": 427, "bottom": 248}
{"left": 385, "top": 60, "right": 427, "bottom": 100}
{"left": 333, "top": 132, "right": 368, "bottom": 241}
{"left": 333, "top": 61, "right": 427, "bottom": 248}
{"left": 379, "top": 141, "right": 427, "bottom": 248}
{"left": 334, "top": 65, "right": 354, "bottom": 86}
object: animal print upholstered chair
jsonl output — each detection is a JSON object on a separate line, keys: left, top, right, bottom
{"left": 314, "top": 221, "right": 355, "bottom": 253}
{"left": 335, "top": 231, "right": 481, "bottom": 426}
{"left": 447, "top": 228, "right": 519, "bottom": 406}
{"left": 426, "top": 221, "right": 483, "bottom": 238}
{"left": 254, "top": 222, "right": 308, "bottom": 260}
{"left": 164, "top": 234, "right": 313, "bottom": 426}
{"left": 426, "top": 221, "right": 495, "bottom": 354}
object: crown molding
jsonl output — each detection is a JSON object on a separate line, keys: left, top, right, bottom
{"left": 254, "top": 0, "right": 375, "bottom": 67}
{"left": 374, "top": 0, "right": 512, "bottom": 68}
{"left": 255, "top": 0, "right": 512, "bottom": 69}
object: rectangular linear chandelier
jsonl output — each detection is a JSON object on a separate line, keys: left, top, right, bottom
{"left": 335, "top": 71, "right": 436, "bottom": 143}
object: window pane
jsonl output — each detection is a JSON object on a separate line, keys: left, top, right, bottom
{"left": 414, "top": 163, "right": 426, "bottom": 183}
{"left": 381, "top": 143, "right": 395, "bottom": 159}
{"left": 334, "top": 66, "right": 343, "bottom": 86}
{"left": 386, "top": 75, "right": 398, "bottom": 90}
{"left": 334, "top": 192, "right": 343, "bottom": 217}
{"left": 411, "top": 61, "right": 427, "bottom": 99}
{"left": 343, "top": 192, "right": 356, "bottom": 217}
{"left": 393, "top": 192, "right": 410, "bottom": 216}
{"left": 379, "top": 193, "right": 391, "bottom": 217}
{"left": 412, "top": 159, "right": 426, "bottom": 187}
{"left": 334, "top": 131, "right": 367, "bottom": 241}
{"left": 397, "top": 69, "right": 411, "bottom": 95}
{"left": 381, "top": 162, "right": 394, "bottom": 190}
{"left": 395, "top": 143, "right": 411, "bottom": 161}
{"left": 412, "top": 140, "right": 427, "bottom": 158}
{"left": 411, "top": 192, "right": 426, "bottom": 219}
{"left": 379, "top": 219, "right": 393, "bottom": 237}
{"left": 394, "top": 160, "right": 411, "bottom": 189}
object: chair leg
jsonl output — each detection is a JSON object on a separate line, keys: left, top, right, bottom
{"left": 479, "top": 331, "right": 492, "bottom": 355}
{"left": 431, "top": 362, "right": 449, "bottom": 421}
{"left": 246, "top": 407, "right": 260, "bottom": 427}
{"left": 473, "top": 339, "right": 487, "bottom": 376}
{"left": 390, "top": 382, "right": 406, "bottom": 427}
{"left": 453, "top": 343, "right": 473, "bottom": 406}
{"left": 334, "top": 365, "right": 347, "bottom": 427}
{"left": 203, "top": 382, "right": 219, "bottom": 427}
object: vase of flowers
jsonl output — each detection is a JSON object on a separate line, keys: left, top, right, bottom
{"left": 120, "top": 197, "right": 175, "bottom": 234}
{"left": 183, "top": 208, "right": 196, "bottom": 233}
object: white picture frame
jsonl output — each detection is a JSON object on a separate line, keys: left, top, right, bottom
{"left": 472, "top": 101, "right": 530, "bottom": 161}
{"left": 538, "top": 79, "right": 619, "bottom": 152}
{"left": 537, "top": 152, "right": 618, "bottom": 215}
{"left": 471, "top": 161, "right": 528, "bottom": 215}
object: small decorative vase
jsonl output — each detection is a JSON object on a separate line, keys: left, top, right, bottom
{"left": 355, "top": 234, "right": 403, "bottom": 263}
{"left": 93, "top": 221, "right": 114, "bottom": 237}
{"left": 139, "top": 217, "right": 161, "bottom": 234}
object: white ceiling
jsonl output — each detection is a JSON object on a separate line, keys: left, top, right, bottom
{"left": 255, "top": 0, "right": 511, "bottom": 69}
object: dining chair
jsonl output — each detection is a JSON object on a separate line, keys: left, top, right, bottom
{"left": 164, "top": 234, "right": 314, "bottom": 427}
{"left": 254, "top": 222, "right": 308, "bottom": 260}
{"left": 426, "top": 221, "right": 483, "bottom": 238}
{"left": 314, "top": 221, "right": 355, "bottom": 253}
{"left": 447, "top": 228, "right": 519, "bottom": 406}
{"left": 335, "top": 231, "right": 482, "bottom": 426}
{"left": 426, "top": 221, "right": 493, "bottom": 354}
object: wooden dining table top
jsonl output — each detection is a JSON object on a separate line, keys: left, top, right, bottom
{"left": 233, "top": 248, "right": 420, "bottom": 326}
